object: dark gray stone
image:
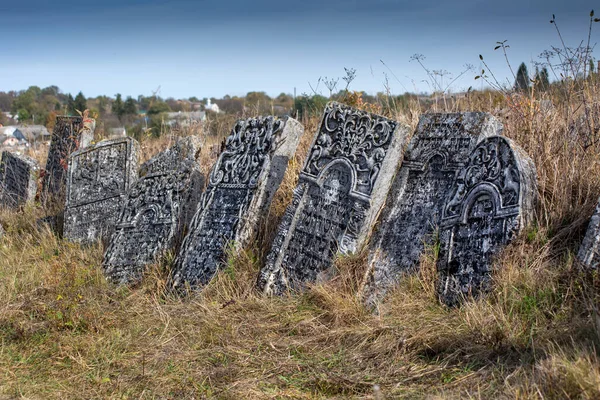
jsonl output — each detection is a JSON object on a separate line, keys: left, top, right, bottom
{"left": 102, "top": 136, "right": 204, "bottom": 285}
{"left": 362, "top": 113, "right": 502, "bottom": 306}
{"left": 578, "top": 198, "right": 600, "bottom": 268}
{"left": 0, "top": 151, "right": 39, "bottom": 208}
{"left": 40, "top": 115, "right": 94, "bottom": 208}
{"left": 64, "top": 137, "right": 140, "bottom": 244}
{"left": 436, "top": 136, "right": 537, "bottom": 306}
{"left": 171, "top": 116, "right": 304, "bottom": 290}
{"left": 257, "top": 102, "right": 410, "bottom": 295}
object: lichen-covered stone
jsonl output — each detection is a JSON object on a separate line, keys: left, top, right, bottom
{"left": 0, "top": 151, "right": 39, "bottom": 209}
{"left": 362, "top": 113, "right": 502, "bottom": 306}
{"left": 257, "top": 102, "right": 410, "bottom": 295}
{"left": 436, "top": 136, "right": 537, "bottom": 306}
{"left": 171, "top": 117, "right": 304, "bottom": 290}
{"left": 40, "top": 115, "right": 94, "bottom": 208}
{"left": 578, "top": 198, "right": 600, "bottom": 268}
{"left": 102, "top": 136, "right": 204, "bottom": 285}
{"left": 64, "top": 137, "right": 140, "bottom": 244}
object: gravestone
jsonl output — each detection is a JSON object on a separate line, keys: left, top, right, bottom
{"left": 0, "top": 151, "right": 39, "bottom": 208}
{"left": 436, "top": 136, "right": 537, "bottom": 306}
{"left": 362, "top": 113, "right": 502, "bottom": 305}
{"left": 40, "top": 115, "right": 94, "bottom": 207}
{"left": 257, "top": 102, "right": 410, "bottom": 295}
{"left": 171, "top": 116, "right": 304, "bottom": 290}
{"left": 102, "top": 136, "right": 204, "bottom": 285}
{"left": 63, "top": 137, "right": 140, "bottom": 244}
{"left": 578, "top": 198, "right": 600, "bottom": 268}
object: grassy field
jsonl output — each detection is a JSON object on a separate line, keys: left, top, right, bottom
{"left": 2, "top": 80, "right": 600, "bottom": 399}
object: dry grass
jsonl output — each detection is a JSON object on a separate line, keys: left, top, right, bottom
{"left": 2, "top": 84, "right": 600, "bottom": 399}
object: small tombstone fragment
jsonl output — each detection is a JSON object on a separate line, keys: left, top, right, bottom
{"left": 578, "top": 198, "right": 600, "bottom": 268}
{"left": 102, "top": 136, "right": 204, "bottom": 285}
{"left": 437, "top": 136, "right": 537, "bottom": 306}
{"left": 40, "top": 115, "right": 94, "bottom": 207}
{"left": 64, "top": 137, "right": 140, "bottom": 244}
{"left": 257, "top": 102, "right": 410, "bottom": 295}
{"left": 171, "top": 116, "right": 304, "bottom": 290}
{"left": 0, "top": 151, "right": 39, "bottom": 208}
{"left": 362, "top": 113, "right": 502, "bottom": 306}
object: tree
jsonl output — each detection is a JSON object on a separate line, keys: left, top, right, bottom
{"left": 113, "top": 94, "right": 124, "bottom": 119}
{"left": 73, "top": 91, "right": 87, "bottom": 114}
{"left": 123, "top": 96, "right": 137, "bottom": 116}
{"left": 147, "top": 101, "right": 171, "bottom": 115}
{"left": 515, "top": 62, "right": 530, "bottom": 92}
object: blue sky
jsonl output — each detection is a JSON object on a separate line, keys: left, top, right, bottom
{"left": 0, "top": 0, "right": 597, "bottom": 99}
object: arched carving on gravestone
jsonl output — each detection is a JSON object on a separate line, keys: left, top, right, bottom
{"left": 436, "top": 136, "right": 537, "bottom": 306}
{"left": 103, "top": 137, "right": 204, "bottom": 285}
{"left": 170, "top": 117, "right": 303, "bottom": 290}
{"left": 258, "top": 102, "right": 410, "bottom": 295}
{"left": 361, "top": 113, "right": 501, "bottom": 307}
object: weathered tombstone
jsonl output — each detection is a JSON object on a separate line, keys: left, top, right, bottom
{"left": 257, "top": 102, "right": 410, "bottom": 295}
{"left": 40, "top": 115, "right": 94, "bottom": 207}
{"left": 102, "top": 136, "right": 204, "bottom": 285}
{"left": 63, "top": 137, "right": 140, "bottom": 244}
{"left": 436, "top": 136, "right": 537, "bottom": 306}
{"left": 362, "top": 113, "right": 502, "bottom": 305}
{"left": 170, "top": 116, "right": 304, "bottom": 290}
{"left": 0, "top": 151, "right": 39, "bottom": 208}
{"left": 578, "top": 198, "right": 600, "bottom": 268}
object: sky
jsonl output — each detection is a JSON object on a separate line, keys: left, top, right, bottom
{"left": 0, "top": 0, "right": 597, "bottom": 99}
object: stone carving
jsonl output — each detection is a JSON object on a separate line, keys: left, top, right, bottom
{"left": 170, "top": 117, "right": 304, "bottom": 290}
{"left": 257, "top": 102, "right": 410, "bottom": 295}
{"left": 40, "top": 115, "right": 94, "bottom": 207}
{"left": 102, "top": 136, "right": 204, "bottom": 285}
{"left": 578, "top": 198, "right": 600, "bottom": 268}
{"left": 436, "top": 136, "right": 537, "bottom": 306}
{"left": 0, "top": 151, "right": 39, "bottom": 208}
{"left": 63, "top": 137, "right": 140, "bottom": 244}
{"left": 362, "top": 113, "right": 502, "bottom": 306}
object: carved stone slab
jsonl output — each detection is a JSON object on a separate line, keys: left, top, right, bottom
{"left": 578, "top": 198, "right": 600, "bottom": 268}
{"left": 362, "top": 113, "right": 502, "bottom": 305}
{"left": 436, "top": 136, "right": 537, "bottom": 306}
{"left": 257, "top": 102, "right": 410, "bottom": 295}
{"left": 102, "top": 136, "right": 204, "bottom": 285}
{"left": 171, "top": 117, "right": 304, "bottom": 290}
{"left": 40, "top": 116, "right": 94, "bottom": 207}
{"left": 64, "top": 137, "right": 140, "bottom": 244}
{"left": 0, "top": 151, "right": 39, "bottom": 208}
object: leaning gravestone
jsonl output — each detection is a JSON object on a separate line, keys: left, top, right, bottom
{"left": 257, "top": 102, "right": 410, "bottom": 295}
{"left": 170, "top": 116, "right": 304, "bottom": 290}
{"left": 40, "top": 115, "right": 94, "bottom": 207}
{"left": 102, "top": 136, "right": 204, "bottom": 285}
{"left": 578, "top": 198, "right": 600, "bottom": 268}
{"left": 362, "top": 113, "right": 502, "bottom": 306}
{"left": 436, "top": 136, "right": 537, "bottom": 306}
{"left": 0, "top": 151, "right": 39, "bottom": 208}
{"left": 63, "top": 137, "right": 140, "bottom": 244}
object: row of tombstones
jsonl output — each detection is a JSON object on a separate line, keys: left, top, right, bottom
{"left": 1, "top": 103, "right": 599, "bottom": 306}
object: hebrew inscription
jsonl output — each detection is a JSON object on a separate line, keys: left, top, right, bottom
{"left": 363, "top": 113, "right": 502, "bottom": 306}
{"left": 171, "top": 117, "right": 304, "bottom": 290}
{"left": 40, "top": 115, "right": 94, "bottom": 207}
{"left": 102, "top": 136, "right": 204, "bottom": 285}
{"left": 0, "top": 151, "right": 39, "bottom": 208}
{"left": 64, "top": 137, "right": 140, "bottom": 244}
{"left": 436, "top": 136, "right": 537, "bottom": 306}
{"left": 258, "top": 102, "right": 410, "bottom": 295}
{"left": 578, "top": 198, "right": 600, "bottom": 268}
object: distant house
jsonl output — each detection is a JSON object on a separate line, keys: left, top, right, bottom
{"left": 108, "top": 127, "right": 127, "bottom": 137}
{"left": 165, "top": 111, "right": 206, "bottom": 127}
{"left": 17, "top": 125, "right": 50, "bottom": 142}
{"left": 0, "top": 135, "right": 27, "bottom": 148}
